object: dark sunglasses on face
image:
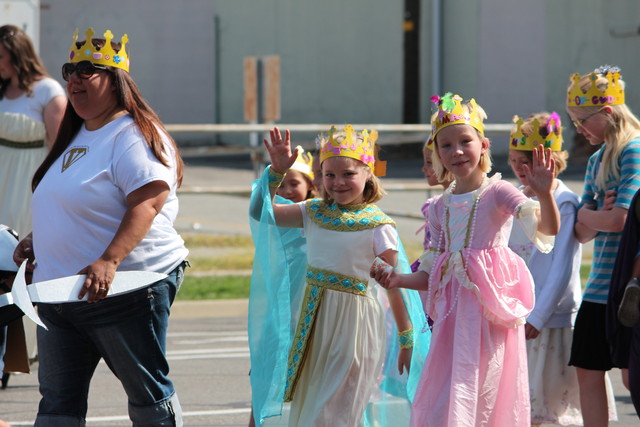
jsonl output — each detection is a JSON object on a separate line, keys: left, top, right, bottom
{"left": 62, "top": 61, "right": 107, "bottom": 81}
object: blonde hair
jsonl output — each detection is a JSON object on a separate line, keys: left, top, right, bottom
{"left": 318, "top": 131, "right": 385, "bottom": 204}
{"left": 567, "top": 72, "right": 640, "bottom": 190}
{"left": 431, "top": 101, "right": 492, "bottom": 182}
{"left": 517, "top": 112, "right": 569, "bottom": 176}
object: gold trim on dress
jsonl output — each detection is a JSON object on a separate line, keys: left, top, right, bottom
{"left": 305, "top": 199, "right": 395, "bottom": 232}
{"left": 283, "top": 265, "right": 369, "bottom": 402}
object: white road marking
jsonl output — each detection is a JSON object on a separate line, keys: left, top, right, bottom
{"left": 167, "top": 330, "right": 247, "bottom": 337}
{"left": 168, "top": 352, "right": 249, "bottom": 361}
{"left": 168, "top": 347, "right": 248, "bottom": 355}
{"left": 8, "top": 408, "right": 252, "bottom": 426}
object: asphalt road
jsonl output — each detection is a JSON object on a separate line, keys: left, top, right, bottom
{"left": 3, "top": 310, "right": 637, "bottom": 426}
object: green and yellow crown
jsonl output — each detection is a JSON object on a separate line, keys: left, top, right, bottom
{"left": 69, "top": 28, "right": 130, "bottom": 72}
{"left": 567, "top": 68, "right": 624, "bottom": 107}
{"left": 290, "top": 146, "right": 314, "bottom": 179}
{"left": 510, "top": 112, "right": 563, "bottom": 152}
{"left": 319, "top": 125, "right": 386, "bottom": 176}
{"left": 430, "top": 93, "right": 484, "bottom": 139}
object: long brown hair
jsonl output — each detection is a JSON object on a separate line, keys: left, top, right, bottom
{"left": 0, "top": 25, "right": 48, "bottom": 99}
{"left": 32, "top": 66, "right": 184, "bottom": 190}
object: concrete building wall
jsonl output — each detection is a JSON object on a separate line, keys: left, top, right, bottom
{"left": 38, "top": 0, "right": 218, "bottom": 125}
{"left": 15, "top": 1, "right": 640, "bottom": 152}
{"left": 214, "top": 0, "right": 404, "bottom": 126}
{"left": 545, "top": 0, "right": 640, "bottom": 116}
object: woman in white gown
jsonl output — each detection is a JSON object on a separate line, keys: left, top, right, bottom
{"left": 0, "top": 24, "right": 66, "bottom": 383}
{"left": 0, "top": 24, "right": 66, "bottom": 238}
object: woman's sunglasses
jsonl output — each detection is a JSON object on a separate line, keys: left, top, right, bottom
{"left": 62, "top": 61, "right": 107, "bottom": 81}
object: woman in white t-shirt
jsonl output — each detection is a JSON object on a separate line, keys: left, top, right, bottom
{"left": 13, "top": 27, "right": 188, "bottom": 426}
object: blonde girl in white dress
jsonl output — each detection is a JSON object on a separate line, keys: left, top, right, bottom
{"left": 250, "top": 126, "right": 427, "bottom": 426}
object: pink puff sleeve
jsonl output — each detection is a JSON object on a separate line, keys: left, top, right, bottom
{"left": 493, "top": 180, "right": 554, "bottom": 254}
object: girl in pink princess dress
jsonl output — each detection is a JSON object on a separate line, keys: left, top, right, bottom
{"left": 371, "top": 93, "right": 560, "bottom": 426}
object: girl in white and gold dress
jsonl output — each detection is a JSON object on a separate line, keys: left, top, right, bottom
{"left": 248, "top": 126, "right": 428, "bottom": 426}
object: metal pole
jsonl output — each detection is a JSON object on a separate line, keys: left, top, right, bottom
{"left": 403, "top": 0, "right": 421, "bottom": 124}
{"left": 431, "top": 0, "right": 442, "bottom": 97}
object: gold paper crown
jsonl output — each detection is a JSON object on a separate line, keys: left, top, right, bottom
{"left": 425, "top": 137, "right": 434, "bottom": 151}
{"left": 69, "top": 28, "right": 130, "bottom": 72}
{"left": 430, "top": 93, "right": 484, "bottom": 139}
{"left": 510, "top": 112, "right": 563, "bottom": 152}
{"left": 290, "top": 146, "right": 314, "bottom": 179}
{"left": 566, "top": 71, "right": 624, "bottom": 107}
{"left": 319, "top": 125, "right": 386, "bottom": 176}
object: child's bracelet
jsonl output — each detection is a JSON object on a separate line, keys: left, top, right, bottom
{"left": 267, "top": 166, "right": 286, "bottom": 188}
{"left": 398, "top": 328, "right": 414, "bottom": 349}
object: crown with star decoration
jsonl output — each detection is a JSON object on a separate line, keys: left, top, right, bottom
{"left": 69, "top": 28, "right": 130, "bottom": 72}
{"left": 566, "top": 65, "right": 624, "bottom": 107}
{"left": 290, "top": 146, "right": 314, "bottom": 179}
{"left": 510, "top": 112, "right": 563, "bottom": 152}
{"left": 430, "top": 93, "right": 484, "bottom": 139}
{"left": 318, "top": 125, "right": 386, "bottom": 176}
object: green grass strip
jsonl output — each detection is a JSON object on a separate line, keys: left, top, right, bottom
{"left": 177, "top": 275, "right": 251, "bottom": 300}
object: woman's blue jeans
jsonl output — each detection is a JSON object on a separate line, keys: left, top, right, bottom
{"left": 34, "top": 262, "right": 186, "bottom": 427}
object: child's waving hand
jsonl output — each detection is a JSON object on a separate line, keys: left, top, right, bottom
{"left": 523, "top": 146, "right": 555, "bottom": 196}
{"left": 522, "top": 145, "right": 560, "bottom": 236}
{"left": 263, "top": 127, "right": 299, "bottom": 174}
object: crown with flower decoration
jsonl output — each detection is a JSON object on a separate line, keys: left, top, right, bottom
{"left": 319, "top": 125, "right": 386, "bottom": 176}
{"left": 510, "top": 112, "right": 563, "bottom": 152}
{"left": 290, "top": 146, "right": 314, "bottom": 179}
{"left": 69, "top": 28, "right": 130, "bottom": 72}
{"left": 430, "top": 93, "right": 484, "bottom": 139}
{"left": 566, "top": 65, "right": 624, "bottom": 107}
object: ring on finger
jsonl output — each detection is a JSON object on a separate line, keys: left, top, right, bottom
{"left": 98, "top": 287, "right": 107, "bottom": 292}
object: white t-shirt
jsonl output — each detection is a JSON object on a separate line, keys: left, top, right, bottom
{"left": 0, "top": 77, "right": 65, "bottom": 121}
{"left": 32, "top": 114, "right": 188, "bottom": 282}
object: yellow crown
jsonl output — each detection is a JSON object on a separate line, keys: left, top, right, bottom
{"left": 319, "top": 125, "right": 386, "bottom": 176}
{"left": 290, "top": 146, "right": 314, "bottom": 179}
{"left": 425, "top": 137, "right": 434, "bottom": 151}
{"left": 510, "top": 112, "right": 563, "bottom": 152}
{"left": 430, "top": 93, "right": 484, "bottom": 139}
{"left": 566, "top": 70, "right": 624, "bottom": 107}
{"left": 69, "top": 28, "right": 130, "bottom": 72}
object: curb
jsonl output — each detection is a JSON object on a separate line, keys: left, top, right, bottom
{"left": 171, "top": 299, "right": 248, "bottom": 319}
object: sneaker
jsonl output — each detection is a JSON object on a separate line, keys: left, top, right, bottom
{"left": 1, "top": 372, "right": 8, "bottom": 390}
{"left": 618, "top": 280, "right": 640, "bottom": 327}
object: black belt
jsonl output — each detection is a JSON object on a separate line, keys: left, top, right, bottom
{"left": 0, "top": 137, "right": 45, "bottom": 148}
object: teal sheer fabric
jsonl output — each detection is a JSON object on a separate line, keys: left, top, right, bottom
{"left": 248, "top": 167, "right": 430, "bottom": 425}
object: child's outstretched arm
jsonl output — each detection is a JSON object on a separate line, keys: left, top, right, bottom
{"left": 377, "top": 249, "right": 413, "bottom": 375}
{"left": 522, "top": 146, "right": 560, "bottom": 236}
{"left": 262, "top": 127, "right": 304, "bottom": 228}
{"left": 370, "top": 256, "right": 429, "bottom": 291}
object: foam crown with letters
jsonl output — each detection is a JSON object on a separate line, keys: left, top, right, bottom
{"left": 566, "top": 67, "right": 624, "bottom": 107}
{"left": 510, "top": 112, "right": 563, "bottom": 152}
